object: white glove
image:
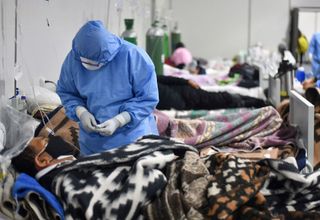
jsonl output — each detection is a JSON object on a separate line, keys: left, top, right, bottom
{"left": 76, "top": 106, "right": 98, "bottom": 133}
{"left": 96, "top": 111, "right": 131, "bottom": 136}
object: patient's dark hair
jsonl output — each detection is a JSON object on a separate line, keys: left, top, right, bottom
{"left": 175, "top": 42, "right": 185, "bottom": 50}
{"left": 11, "top": 146, "right": 38, "bottom": 177}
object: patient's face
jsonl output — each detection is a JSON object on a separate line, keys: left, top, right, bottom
{"left": 28, "top": 136, "right": 79, "bottom": 170}
{"left": 29, "top": 137, "right": 49, "bottom": 155}
{"left": 303, "top": 78, "right": 316, "bottom": 90}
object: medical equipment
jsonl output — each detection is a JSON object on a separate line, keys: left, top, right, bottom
{"left": 274, "top": 59, "right": 296, "bottom": 101}
{"left": 296, "top": 67, "right": 305, "bottom": 83}
{"left": 162, "top": 23, "right": 169, "bottom": 59}
{"left": 121, "top": 19, "right": 137, "bottom": 45}
{"left": 146, "top": 20, "right": 164, "bottom": 75}
{"left": 10, "top": 88, "right": 27, "bottom": 113}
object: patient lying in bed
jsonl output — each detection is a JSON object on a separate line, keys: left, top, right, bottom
{"left": 11, "top": 134, "right": 192, "bottom": 219}
{"left": 11, "top": 136, "right": 80, "bottom": 190}
{"left": 157, "top": 75, "right": 268, "bottom": 110}
{"left": 10, "top": 107, "right": 320, "bottom": 219}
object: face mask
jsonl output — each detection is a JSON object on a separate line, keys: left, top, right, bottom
{"left": 45, "top": 136, "right": 80, "bottom": 158}
{"left": 80, "top": 57, "right": 104, "bottom": 71}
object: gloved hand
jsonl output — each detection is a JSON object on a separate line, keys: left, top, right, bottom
{"left": 76, "top": 106, "right": 98, "bottom": 133}
{"left": 96, "top": 111, "right": 131, "bottom": 136}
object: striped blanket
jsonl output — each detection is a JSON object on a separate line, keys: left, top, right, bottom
{"left": 156, "top": 106, "right": 283, "bottom": 150}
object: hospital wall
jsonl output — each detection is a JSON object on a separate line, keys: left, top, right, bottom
{"left": 0, "top": 0, "right": 320, "bottom": 100}
{"left": 0, "top": 0, "right": 152, "bottom": 98}
{"left": 172, "top": 0, "right": 291, "bottom": 60}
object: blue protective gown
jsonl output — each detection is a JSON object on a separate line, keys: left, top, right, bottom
{"left": 57, "top": 20, "right": 159, "bottom": 155}
{"left": 308, "top": 32, "right": 320, "bottom": 78}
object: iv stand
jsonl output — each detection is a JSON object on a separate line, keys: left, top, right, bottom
{"left": 13, "top": 0, "right": 18, "bottom": 97}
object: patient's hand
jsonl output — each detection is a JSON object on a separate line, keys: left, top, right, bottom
{"left": 188, "top": 80, "right": 200, "bottom": 89}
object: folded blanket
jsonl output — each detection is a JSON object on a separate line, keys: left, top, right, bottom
{"left": 0, "top": 166, "right": 27, "bottom": 220}
{"left": 12, "top": 173, "right": 64, "bottom": 220}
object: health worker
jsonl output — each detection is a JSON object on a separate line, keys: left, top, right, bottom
{"left": 57, "top": 20, "right": 159, "bottom": 155}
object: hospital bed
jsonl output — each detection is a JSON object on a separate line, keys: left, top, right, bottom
{"left": 164, "top": 64, "right": 267, "bottom": 100}
{"left": 0, "top": 79, "right": 318, "bottom": 219}
{"left": 267, "top": 65, "right": 316, "bottom": 164}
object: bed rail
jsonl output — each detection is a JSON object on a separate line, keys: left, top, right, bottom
{"left": 289, "top": 90, "right": 314, "bottom": 165}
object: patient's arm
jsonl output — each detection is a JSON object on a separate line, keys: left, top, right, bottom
{"left": 157, "top": 75, "right": 189, "bottom": 85}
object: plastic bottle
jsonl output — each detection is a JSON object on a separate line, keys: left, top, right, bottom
{"left": 10, "top": 88, "right": 27, "bottom": 113}
{"left": 146, "top": 20, "right": 164, "bottom": 75}
{"left": 295, "top": 66, "right": 305, "bottom": 83}
{"left": 121, "top": 19, "right": 137, "bottom": 45}
{"left": 19, "top": 95, "right": 27, "bottom": 113}
{"left": 10, "top": 88, "right": 19, "bottom": 109}
{"left": 170, "top": 22, "right": 181, "bottom": 55}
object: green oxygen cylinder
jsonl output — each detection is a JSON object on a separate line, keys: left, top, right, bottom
{"left": 162, "top": 24, "right": 170, "bottom": 59}
{"left": 170, "top": 22, "right": 181, "bottom": 55}
{"left": 121, "top": 19, "right": 137, "bottom": 45}
{"left": 146, "top": 20, "right": 164, "bottom": 75}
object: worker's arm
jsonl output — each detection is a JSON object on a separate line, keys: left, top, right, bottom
{"left": 118, "top": 48, "right": 159, "bottom": 129}
{"left": 308, "top": 34, "right": 316, "bottom": 62}
{"left": 56, "top": 53, "right": 86, "bottom": 122}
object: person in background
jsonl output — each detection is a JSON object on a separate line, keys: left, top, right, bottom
{"left": 188, "top": 59, "right": 207, "bottom": 75}
{"left": 308, "top": 32, "right": 320, "bottom": 79}
{"left": 156, "top": 75, "right": 267, "bottom": 110}
{"left": 297, "top": 29, "right": 309, "bottom": 66}
{"left": 56, "top": 20, "right": 159, "bottom": 155}
{"left": 170, "top": 42, "right": 193, "bottom": 69}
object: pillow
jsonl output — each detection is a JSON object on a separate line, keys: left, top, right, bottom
{"left": 25, "top": 86, "right": 61, "bottom": 115}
